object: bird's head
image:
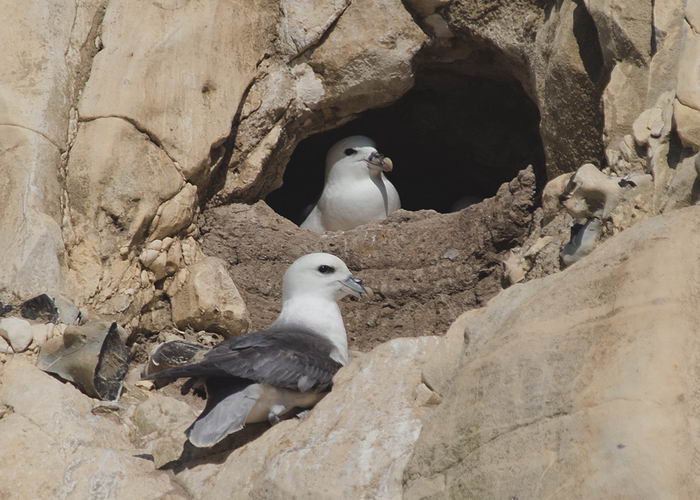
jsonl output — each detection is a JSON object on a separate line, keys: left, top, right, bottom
{"left": 282, "top": 253, "right": 367, "bottom": 302}
{"left": 325, "top": 136, "right": 393, "bottom": 179}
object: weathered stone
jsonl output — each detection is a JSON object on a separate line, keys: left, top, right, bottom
{"left": 65, "top": 118, "right": 183, "bottom": 310}
{"left": 165, "top": 240, "right": 184, "bottom": 273}
{"left": 148, "top": 252, "right": 170, "bottom": 281}
{"left": 646, "top": 0, "right": 686, "bottom": 104}
{"left": 0, "top": 317, "right": 33, "bottom": 353}
{"left": 0, "top": 336, "right": 12, "bottom": 354}
{"left": 148, "top": 183, "right": 198, "bottom": 241}
{"left": 0, "top": 128, "right": 64, "bottom": 301}
{"left": 130, "top": 393, "right": 198, "bottom": 469}
{"left": 541, "top": 172, "right": 574, "bottom": 220}
{"left": 146, "top": 239, "right": 163, "bottom": 252}
{"left": 0, "top": 0, "right": 99, "bottom": 144}
{"left": 405, "top": 206, "right": 700, "bottom": 498}
{"left": 561, "top": 164, "right": 628, "bottom": 219}
{"left": 0, "top": 0, "right": 107, "bottom": 301}
{"left": 139, "top": 249, "right": 160, "bottom": 268}
{"left": 674, "top": 99, "right": 700, "bottom": 150}
{"left": 276, "top": 0, "right": 350, "bottom": 57}
{"left": 0, "top": 359, "right": 183, "bottom": 499}
{"left": 30, "top": 323, "right": 52, "bottom": 348}
{"left": 180, "top": 237, "right": 205, "bottom": 267}
{"left": 217, "top": 0, "right": 427, "bottom": 201}
{"left": 78, "top": 0, "right": 277, "bottom": 182}
{"left": 169, "top": 257, "right": 251, "bottom": 337}
{"left": 676, "top": 26, "right": 700, "bottom": 112}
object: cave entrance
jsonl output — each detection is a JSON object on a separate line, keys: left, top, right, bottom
{"left": 266, "top": 72, "right": 545, "bottom": 224}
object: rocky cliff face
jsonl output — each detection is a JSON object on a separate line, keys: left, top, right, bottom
{"left": 1, "top": 0, "right": 700, "bottom": 498}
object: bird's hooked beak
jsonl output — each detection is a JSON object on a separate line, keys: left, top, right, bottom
{"left": 340, "top": 275, "right": 367, "bottom": 297}
{"left": 367, "top": 152, "right": 394, "bottom": 173}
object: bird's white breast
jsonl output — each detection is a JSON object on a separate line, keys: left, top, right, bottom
{"left": 318, "top": 175, "right": 400, "bottom": 231}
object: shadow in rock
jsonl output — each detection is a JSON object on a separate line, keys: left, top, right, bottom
{"left": 160, "top": 423, "right": 269, "bottom": 472}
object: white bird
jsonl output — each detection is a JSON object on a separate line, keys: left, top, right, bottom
{"left": 145, "top": 253, "right": 366, "bottom": 448}
{"left": 301, "top": 136, "right": 401, "bottom": 232}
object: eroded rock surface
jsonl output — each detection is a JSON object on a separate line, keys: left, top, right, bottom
{"left": 0, "top": 359, "right": 185, "bottom": 499}
{"left": 404, "top": 206, "right": 700, "bottom": 499}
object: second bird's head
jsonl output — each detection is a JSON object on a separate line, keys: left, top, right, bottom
{"left": 326, "top": 136, "right": 393, "bottom": 178}
{"left": 282, "top": 253, "right": 367, "bottom": 302}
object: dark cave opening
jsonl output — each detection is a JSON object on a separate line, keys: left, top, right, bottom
{"left": 266, "top": 73, "right": 546, "bottom": 225}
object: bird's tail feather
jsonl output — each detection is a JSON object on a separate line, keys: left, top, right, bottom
{"left": 186, "top": 379, "right": 260, "bottom": 448}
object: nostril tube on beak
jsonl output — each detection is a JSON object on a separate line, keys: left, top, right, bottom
{"left": 368, "top": 152, "right": 384, "bottom": 163}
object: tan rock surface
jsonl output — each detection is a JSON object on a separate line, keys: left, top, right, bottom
{"left": 0, "top": 359, "right": 184, "bottom": 499}
{"left": 217, "top": 0, "right": 427, "bottom": 202}
{"left": 675, "top": 98, "right": 700, "bottom": 149}
{"left": 148, "top": 183, "right": 198, "bottom": 242}
{"left": 0, "top": 128, "right": 64, "bottom": 300}
{"left": 78, "top": 0, "right": 277, "bottom": 182}
{"left": 0, "top": 0, "right": 105, "bottom": 301}
{"left": 65, "top": 117, "right": 183, "bottom": 312}
{"left": 169, "top": 256, "right": 251, "bottom": 337}
{"left": 404, "top": 206, "right": 700, "bottom": 498}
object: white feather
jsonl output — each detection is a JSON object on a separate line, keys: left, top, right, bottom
{"left": 301, "top": 136, "right": 401, "bottom": 232}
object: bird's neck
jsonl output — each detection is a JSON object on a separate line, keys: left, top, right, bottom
{"left": 273, "top": 294, "right": 349, "bottom": 365}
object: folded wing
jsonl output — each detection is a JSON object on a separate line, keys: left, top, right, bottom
{"left": 146, "top": 326, "right": 342, "bottom": 393}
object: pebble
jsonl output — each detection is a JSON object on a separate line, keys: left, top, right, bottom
{"left": 0, "top": 317, "right": 34, "bottom": 352}
{"left": 139, "top": 248, "right": 160, "bottom": 267}
{"left": 146, "top": 239, "right": 163, "bottom": 251}
{"left": 135, "top": 380, "right": 155, "bottom": 391}
{"left": 161, "top": 237, "right": 174, "bottom": 252}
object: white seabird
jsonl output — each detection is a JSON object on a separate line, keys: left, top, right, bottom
{"left": 301, "top": 136, "right": 401, "bottom": 232}
{"left": 145, "top": 252, "right": 366, "bottom": 448}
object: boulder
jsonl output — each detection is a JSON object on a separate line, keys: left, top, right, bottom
{"left": 0, "top": 359, "right": 184, "bottom": 499}
{"left": 404, "top": 206, "right": 700, "bottom": 498}
{"left": 169, "top": 257, "right": 251, "bottom": 337}
{"left": 0, "top": 0, "right": 105, "bottom": 301}
{"left": 0, "top": 318, "right": 33, "bottom": 353}
{"left": 148, "top": 184, "right": 198, "bottom": 241}
{"left": 560, "top": 163, "right": 636, "bottom": 220}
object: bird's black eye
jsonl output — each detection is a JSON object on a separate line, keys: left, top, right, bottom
{"left": 318, "top": 265, "right": 335, "bottom": 274}
{"left": 344, "top": 148, "right": 356, "bottom": 156}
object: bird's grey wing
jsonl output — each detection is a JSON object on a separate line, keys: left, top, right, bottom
{"left": 146, "top": 329, "right": 342, "bottom": 393}
{"left": 185, "top": 377, "right": 260, "bottom": 448}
